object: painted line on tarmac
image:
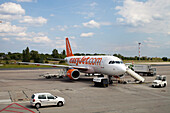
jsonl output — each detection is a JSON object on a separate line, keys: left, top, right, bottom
{"left": 0, "top": 99, "right": 11, "bottom": 103}
{"left": 0, "top": 100, "right": 29, "bottom": 104}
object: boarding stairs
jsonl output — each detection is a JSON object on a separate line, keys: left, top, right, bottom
{"left": 126, "top": 68, "right": 145, "bottom": 83}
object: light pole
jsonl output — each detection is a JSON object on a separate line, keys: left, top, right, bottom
{"left": 138, "top": 43, "right": 141, "bottom": 61}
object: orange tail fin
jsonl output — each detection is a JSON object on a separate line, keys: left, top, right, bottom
{"left": 66, "top": 38, "right": 74, "bottom": 57}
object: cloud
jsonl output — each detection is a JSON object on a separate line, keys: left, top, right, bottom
{"left": 100, "top": 22, "right": 112, "bottom": 26}
{"left": 2, "top": 38, "right": 10, "bottom": 41}
{"left": 83, "top": 20, "right": 100, "bottom": 28}
{"left": 80, "top": 32, "right": 94, "bottom": 37}
{"left": 56, "top": 25, "right": 68, "bottom": 31}
{"left": 14, "top": 0, "right": 35, "bottom": 2}
{"left": 32, "top": 36, "right": 51, "bottom": 43}
{"left": 82, "top": 20, "right": 112, "bottom": 28}
{"left": 114, "top": 45, "right": 135, "bottom": 51}
{"left": 19, "top": 16, "right": 47, "bottom": 25}
{"left": 77, "top": 12, "right": 95, "bottom": 19}
{"left": 50, "top": 14, "right": 54, "bottom": 17}
{"left": 73, "top": 25, "right": 80, "bottom": 28}
{"left": 15, "top": 37, "right": 32, "bottom": 41}
{"left": 0, "top": 2, "right": 25, "bottom": 20}
{"left": 115, "top": 0, "right": 170, "bottom": 34}
{"left": 143, "top": 37, "right": 155, "bottom": 44}
{"left": 0, "top": 2, "right": 25, "bottom": 15}
{"left": 143, "top": 37, "right": 160, "bottom": 48}
{"left": 90, "top": 2, "right": 98, "bottom": 8}
{"left": 70, "top": 36, "right": 76, "bottom": 39}
{"left": 56, "top": 37, "right": 61, "bottom": 40}
{"left": 0, "top": 22, "right": 26, "bottom": 36}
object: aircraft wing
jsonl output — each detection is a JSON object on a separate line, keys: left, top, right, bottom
{"left": 18, "top": 62, "right": 89, "bottom": 71}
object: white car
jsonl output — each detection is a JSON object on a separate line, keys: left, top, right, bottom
{"left": 30, "top": 93, "right": 65, "bottom": 108}
{"left": 152, "top": 75, "right": 167, "bottom": 88}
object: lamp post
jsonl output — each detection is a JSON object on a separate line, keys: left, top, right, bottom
{"left": 138, "top": 43, "right": 141, "bottom": 61}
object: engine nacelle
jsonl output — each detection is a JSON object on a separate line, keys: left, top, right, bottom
{"left": 113, "top": 74, "right": 125, "bottom": 78}
{"left": 66, "top": 69, "right": 80, "bottom": 80}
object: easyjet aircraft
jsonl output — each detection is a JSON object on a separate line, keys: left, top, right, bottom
{"left": 20, "top": 38, "right": 127, "bottom": 82}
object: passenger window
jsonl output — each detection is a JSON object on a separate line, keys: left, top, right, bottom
{"left": 47, "top": 95, "right": 55, "bottom": 99}
{"left": 38, "top": 95, "right": 46, "bottom": 99}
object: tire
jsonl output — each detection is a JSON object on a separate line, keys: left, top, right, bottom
{"left": 45, "top": 76, "right": 51, "bottom": 79}
{"left": 57, "top": 101, "right": 63, "bottom": 107}
{"left": 35, "top": 103, "right": 41, "bottom": 109}
{"left": 159, "top": 84, "right": 161, "bottom": 88}
{"left": 163, "top": 84, "right": 166, "bottom": 87}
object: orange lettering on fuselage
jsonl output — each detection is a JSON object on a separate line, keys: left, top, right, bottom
{"left": 69, "top": 57, "right": 102, "bottom": 66}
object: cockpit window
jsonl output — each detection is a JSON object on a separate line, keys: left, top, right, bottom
{"left": 109, "top": 61, "right": 115, "bottom": 64}
{"left": 109, "top": 61, "right": 123, "bottom": 64}
{"left": 115, "top": 61, "right": 120, "bottom": 64}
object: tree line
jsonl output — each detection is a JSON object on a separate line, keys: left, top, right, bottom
{"left": 0, "top": 47, "right": 169, "bottom": 63}
{"left": 0, "top": 47, "right": 66, "bottom": 63}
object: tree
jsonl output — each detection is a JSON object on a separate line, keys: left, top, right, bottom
{"left": 30, "top": 50, "right": 43, "bottom": 63}
{"left": 61, "top": 50, "right": 66, "bottom": 58}
{"left": 162, "top": 57, "right": 168, "bottom": 61}
{"left": 52, "top": 49, "right": 59, "bottom": 58}
{"left": 22, "top": 47, "right": 30, "bottom": 62}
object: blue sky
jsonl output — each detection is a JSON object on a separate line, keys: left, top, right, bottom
{"left": 0, "top": 0, "right": 170, "bottom": 57}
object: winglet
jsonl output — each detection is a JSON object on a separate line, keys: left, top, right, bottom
{"left": 66, "top": 38, "right": 74, "bottom": 57}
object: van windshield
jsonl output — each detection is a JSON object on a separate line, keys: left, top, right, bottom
{"left": 155, "top": 77, "right": 162, "bottom": 80}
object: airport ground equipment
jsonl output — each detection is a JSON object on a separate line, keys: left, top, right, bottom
{"left": 152, "top": 75, "right": 167, "bottom": 88}
{"left": 126, "top": 64, "right": 156, "bottom": 76}
{"left": 30, "top": 93, "right": 65, "bottom": 108}
{"left": 93, "top": 77, "right": 109, "bottom": 87}
{"left": 39, "top": 69, "right": 66, "bottom": 79}
{"left": 126, "top": 68, "right": 145, "bottom": 83}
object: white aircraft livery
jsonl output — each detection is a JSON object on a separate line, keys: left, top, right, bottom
{"left": 20, "top": 38, "right": 127, "bottom": 81}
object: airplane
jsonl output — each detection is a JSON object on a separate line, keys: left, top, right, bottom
{"left": 20, "top": 38, "right": 127, "bottom": 83}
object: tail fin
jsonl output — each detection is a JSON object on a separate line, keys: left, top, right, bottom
{"left": 66, "top": 38, "right": 74, "bottom": 57}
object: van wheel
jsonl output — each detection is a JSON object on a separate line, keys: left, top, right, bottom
{"left": 35, "top": 103, "right": 41, "bottom": 109}
{"left": 57, "top": 101, "right": 63, "bottom": 107}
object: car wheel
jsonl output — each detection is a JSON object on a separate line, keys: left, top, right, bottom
{"left": 164, "top": 84, "right": 166, "bottom": 87}
{"left": 35, "top": 103, "right": 41, "bottom": 109}
{"left": 57, "top": 101, "right": 63, "bottom": 107}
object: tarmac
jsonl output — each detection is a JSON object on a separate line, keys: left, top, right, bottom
{"left": 0, "top": 65, "right": 170, "bottom": 113}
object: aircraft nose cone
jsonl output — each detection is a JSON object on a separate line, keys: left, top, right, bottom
{"left": 119, "top": 64, "right": 127, "bottom": 74}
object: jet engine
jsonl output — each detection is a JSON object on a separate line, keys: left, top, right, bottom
{"left": 66, "top": 69, "right": 80, "bottom": 80}
{"left": 113, "top": 74, "right": 125, "bottom": 78}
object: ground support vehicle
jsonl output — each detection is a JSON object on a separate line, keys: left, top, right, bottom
{"left": 152, "top": 75, "right": 167, "bottom": 88}
{"left": 93, "top": 77, "right": 109, "bottom": 87}
{"left": 126, "top": 64, "right": 156, "bottom": 76}
{"left": 30, "top": 93, "right": 65, "bottom": 108}
{"left": 39, "top": 69, "right": 66, "bottom": 79}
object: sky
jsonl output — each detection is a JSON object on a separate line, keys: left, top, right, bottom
{"left": 0, "top": 0, "right": 170, "bottom": 57}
